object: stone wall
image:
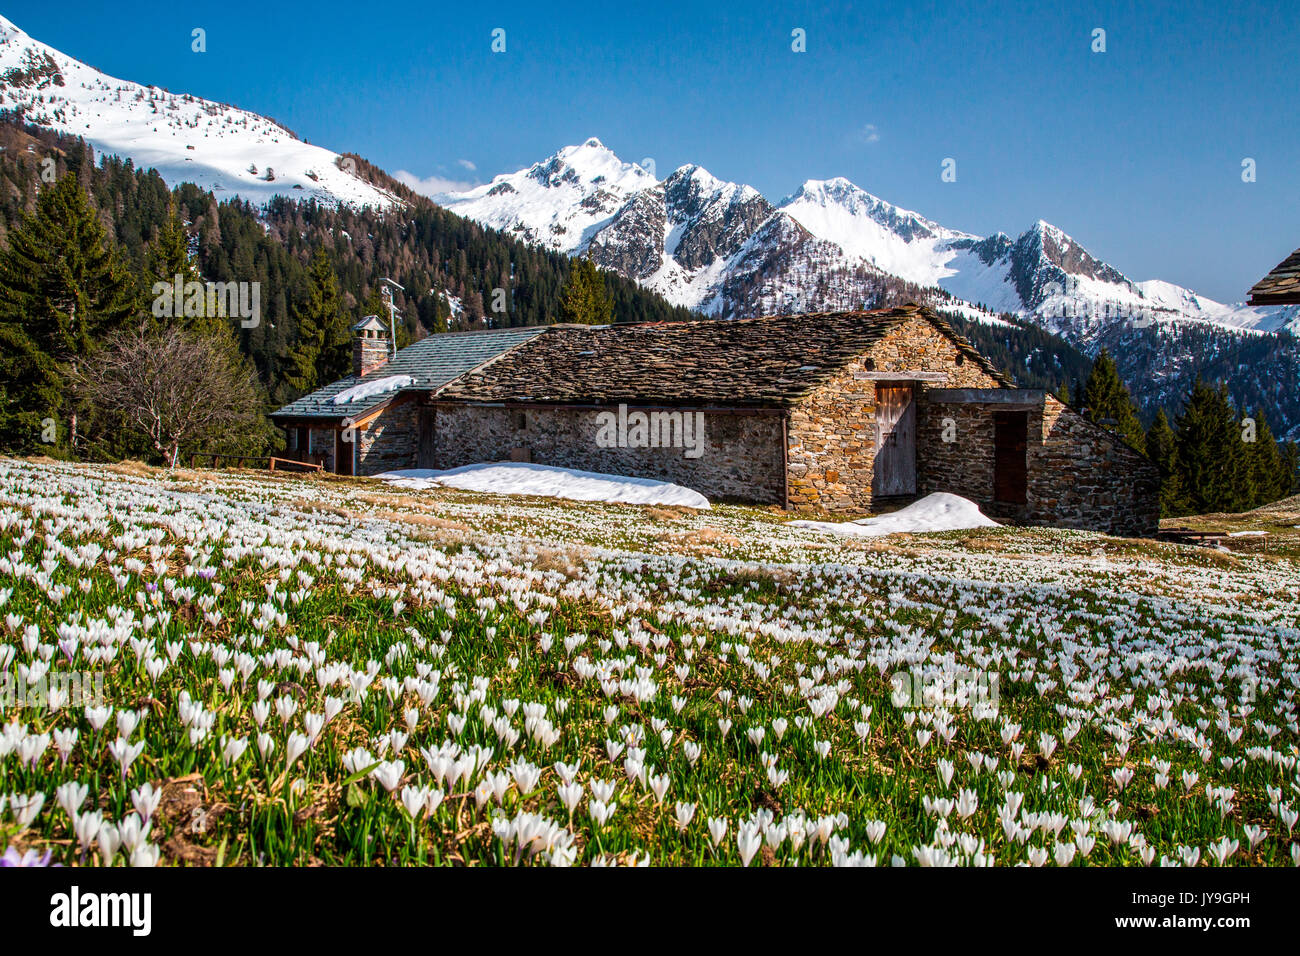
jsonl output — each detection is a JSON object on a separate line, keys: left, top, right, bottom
{"left": 1025, "top": 396, "right": 1160, "bottom": 536}
{"left": 432, "top": 403, "right": 786, "bottom": 503}
{"left": 918, "top": 394, "right": 1160, "bottom": 536}
{"left": 917, "top": 399, "right": 997, "bottom": 507}
{"left": 786, "top": 316, "right": 1000, "bottom": 513}
{"left": 357, "top": 399, "right": 419, "bottom": 476}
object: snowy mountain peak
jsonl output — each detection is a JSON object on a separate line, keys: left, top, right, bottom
{"left": 441, "top": 140, "right": 656, "bottom": 253}
{"left": 0, "top": 14, "right": 398, "bottom": 209}
{"left": 781, "top": 176, "right": 966, "bottom": 244}
{"left": 541, "top": 137, "right": 649, "bottom": 184}
{"left": 1016, "top": 220, "right": 1131, "bottom": 288}
{"left": 664, "top": 164, "right": 764, "bottom": 216}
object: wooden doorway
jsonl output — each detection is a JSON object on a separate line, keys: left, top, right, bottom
{"left": 873, "top": 383, "right": 916, "bottom": 496}
{"left": 993, "top": 411, "right": 1028, "bottom": 504}
{"left": 334, "top": 428, "right": 355, "bottom": 476}
{"left": 417, "top": 408, "right": 435, "bottom": 469}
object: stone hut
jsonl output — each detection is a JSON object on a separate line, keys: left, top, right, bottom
{"left": 272, "top": 305, "right": 1159, "bottom": 536}
{"left": 270, "top": 320, "right": 545, "bottom": 475}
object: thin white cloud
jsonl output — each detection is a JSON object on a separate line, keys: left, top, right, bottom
{"left": 457, "top": 158, "right": 477, "bottom": 171}
{"left": 393, "top": 169, "right": 476, "bottom": 198}
{"left": 859, "top": 123, "right": 881, "bottom": 144}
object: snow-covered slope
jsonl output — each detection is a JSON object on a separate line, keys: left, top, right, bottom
{"left": 0, "top": 14, "right": 398, "bottom": 209}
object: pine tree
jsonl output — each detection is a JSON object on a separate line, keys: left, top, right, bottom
{"left": 1279, "top": 441, "right": 1299, "bottom": 500}
{"left": 280, "top": 249, "right": 346, "bottom": 400}
{"left": 1080, "top": 349, "right": 1145, "bottom": 449}
{"left": 1145, "top": 408, "right": 1186, "bottom": 516}
{"left": 309, "top": 250, "right": 348, "bottom": 384}
{"left": 1241, "top": 411, "right": 1297, "bottom": 506}
{"left": 1174, "top": 380, "right": 1238, "bottom": 515}
{"left": 0, "top": 173, "right": 138, "bottom": 454}
{"left": 560, "top": 257, "right": 614, "bottom": 325}
{"left": 148, "top": 204, "right": 198, "bottom": 289}
{"left": 144, "top": 203, "right": 224, "bottom": 334}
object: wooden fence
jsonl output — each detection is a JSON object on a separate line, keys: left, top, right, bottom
{"left": 188, "top": 453, "right": 324, "bottom": 473}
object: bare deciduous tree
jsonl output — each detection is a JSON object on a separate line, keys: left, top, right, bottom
{"left": 74, "top": 324, "right": 264, "bottom": 468}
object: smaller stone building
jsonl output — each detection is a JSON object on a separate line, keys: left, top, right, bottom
{"left": 270, "top": 318, "right": 545, "bottom": 475}
{"left": 272, "top": 305, "right": 1159, "bottom": 536}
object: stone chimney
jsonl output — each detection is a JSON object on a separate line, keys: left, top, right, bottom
{"left": 352, "top": 315, "right": 389, "bottom": 377}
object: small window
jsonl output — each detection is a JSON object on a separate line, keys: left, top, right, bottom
{"left": 956, "top": 353, "right": 966, "bottom": 366}
{"left": 514, "top": 410, "right": 527, "bottom": 431}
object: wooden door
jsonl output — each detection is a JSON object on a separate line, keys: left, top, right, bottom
{"left": 417, "top": 408, "right": 435, "bottom": 469}
{"left": 334, "top": 428, "right": 355, "bottom": 476}
{"left": 993, "top": 411, "right": 1028, "bottom": 504}
{"left": 873, "top": 384, "right": 916, "bottom": 496}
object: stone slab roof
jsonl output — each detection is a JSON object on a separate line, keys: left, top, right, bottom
{"left": 437, "top": 306, "right": 1011, "bottom": 407}
{"left": 271, "top": 326, "right": 546, "bottom": 423}
{"left": 1248, "top": 247, "right": 1300, "bottom": 305}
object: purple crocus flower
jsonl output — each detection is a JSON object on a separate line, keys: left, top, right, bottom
{"left": 0, "top": 846, "right": 58, "bottom": 867}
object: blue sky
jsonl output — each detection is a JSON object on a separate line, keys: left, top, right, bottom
{"left": 15, "top": 1, "right": 1300, "bottom": 302}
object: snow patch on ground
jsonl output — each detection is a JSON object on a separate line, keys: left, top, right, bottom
{"left": 332, "top": 375, "right": 412, "bottom": 405}
{"left": 375, "top": 462, "right": 711, "bottom": 509}
{"left": 789, "top": 492, "right": 998, "bottom": 537}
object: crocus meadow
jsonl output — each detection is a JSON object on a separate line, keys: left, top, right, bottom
{"left": 0, "top": 458, "right": 1297, "bottom": 866}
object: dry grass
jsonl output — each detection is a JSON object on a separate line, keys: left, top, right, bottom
{"left": 357, "top": 492, "right": 432, "bottom": 510}
{"left": 959, "top": 534, "right": 1014, "bottom": 553}
{"left": 529, "top": 547, "right": 586, "bottom": 579}
{"left": 107, "top": 459, "right": 161, "bottom": 478}
{"left": 374, "top": 511, "right": 470, "bottom": 533}
{"left": 657, "top": 527, "right": 743, "bottom": 555}
{"left": 282, "top": 498, "right": 353, "bottom": 519}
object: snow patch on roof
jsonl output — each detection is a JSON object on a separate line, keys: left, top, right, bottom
{"left": 332, "top": 374, "right": 412, "bottom": 405}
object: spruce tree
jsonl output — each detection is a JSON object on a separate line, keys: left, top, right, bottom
{"left": 560, "top": 257, "right": 614, "bottom": 325}
{"left": 1080, "top": 349, "right": 1145, "bottom": 449}
{"left": 308, "top": 250, "right": 347, "bottom": 384}
{"left": 1174, "top": 380, "right": 1238, "bottom": 514}
{"left": 280, "top": 249, "right": 345, "bottom": 399}
{"left": 0, "top": 173, "right": 138, "bottom": 454}
{"left": 1241, "top": 412, "right": 1297, "bottom": 506}
{"left": 148, "top": 205, "right": 198, "bottom": 289}
{"left": 1145, "top": 408, "right": 1186, "bottom": 516}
